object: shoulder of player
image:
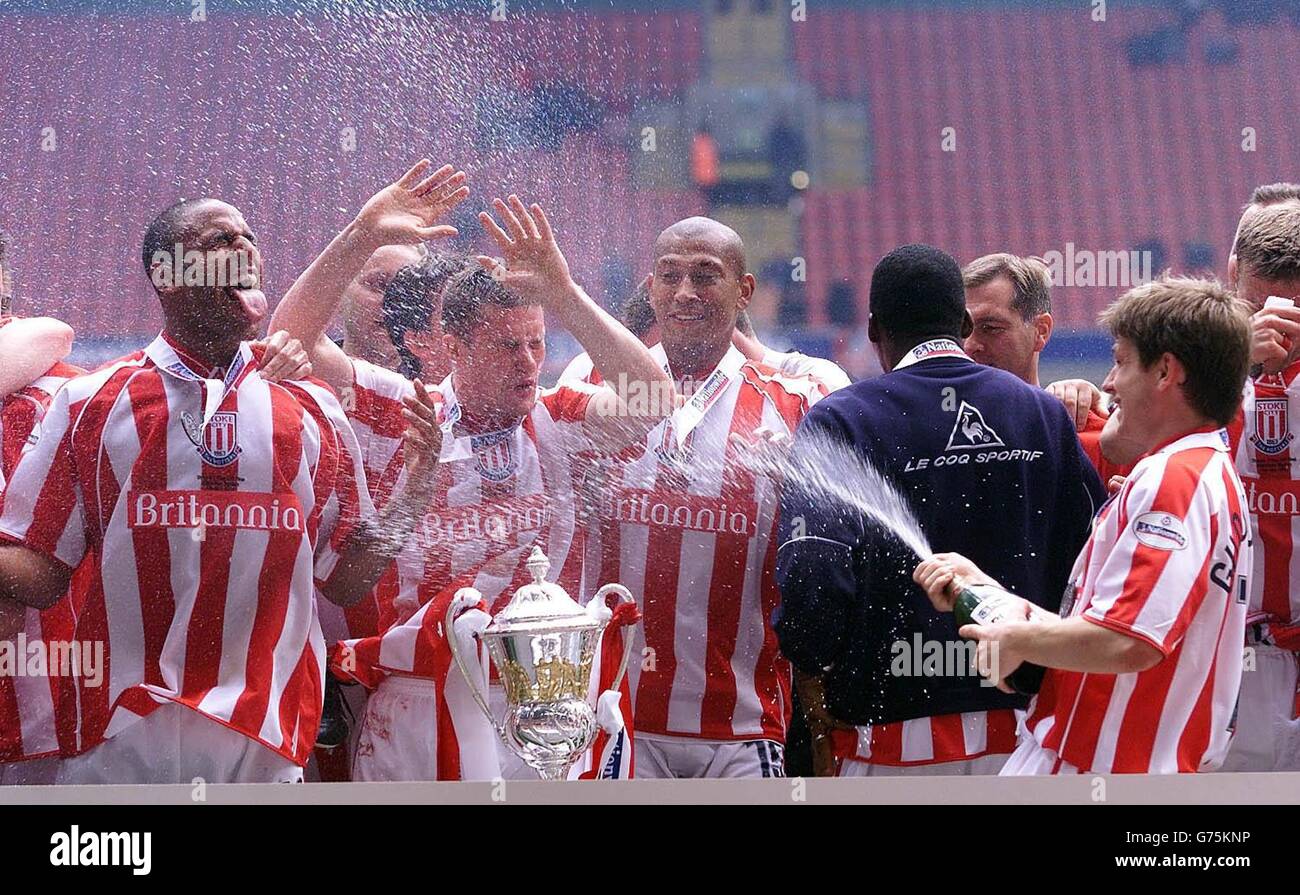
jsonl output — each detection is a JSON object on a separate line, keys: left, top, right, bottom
{"left": 1121, "top": 444, "right": 1226, "bottom": 514}
{"left": 740, "top": 359, "right": 827, "bottom": 404}
{"left": 274, "top": 374, "right": 387, "bottom": 422}
{"left": 536, "top": 380, "right": 600, "bottom": 422}
{"left": 63, "top": 352, "right": 149, "bottom": 407}
{"left": 348, "top": 357, "right": 414, "bottom": 401}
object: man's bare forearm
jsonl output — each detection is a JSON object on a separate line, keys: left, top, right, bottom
{"left": 1004, "top": 615, "right": 1163, "bottom": 675}
{"left": 0, "top": 544, "right": 71, "bottom": 610}
{"left": 270, "top": 221, "right": 381, "bottom": 360}
{"left": 317, "top": 481, "right": 433, "bottom": 607}
{"left": 552, "top": 282, "right": 671, "bottom": 411}
{"left": 0, "top": 317, "right": 74, "bottom": 397}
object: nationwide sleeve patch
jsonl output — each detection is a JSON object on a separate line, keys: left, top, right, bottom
{"left": 1132, "top": 512, "right": 1188, "bottom": 551}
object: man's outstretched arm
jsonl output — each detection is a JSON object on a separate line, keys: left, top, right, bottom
{"left": 270, "top": 159, "right": 468, "bottom": 392}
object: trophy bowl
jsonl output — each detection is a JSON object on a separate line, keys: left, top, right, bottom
{"left": 447, "top": 546, "right": 636, "bottom": 780}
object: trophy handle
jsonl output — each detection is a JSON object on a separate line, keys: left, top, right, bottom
{"left": 592, "top": 583, "right": 638, "bottom": 693}
{"left": 444, "top": 588, "right": 506, "bottom": 744}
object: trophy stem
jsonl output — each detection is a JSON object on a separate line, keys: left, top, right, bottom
{"left": 532, "top": 762, "right": 571, "bottom": 781}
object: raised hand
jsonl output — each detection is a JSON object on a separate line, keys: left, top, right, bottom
{"left": 400, "top": 378, "right": 443, "bottom": 496}
{"left": 476, "top": 196, "right": 575, "bottom": 304}
{"left": 355, "top": 160, "right": 470, "bottom": 248}
{"left": 1250, "top": 303, "right": 1300, "bottom": 375}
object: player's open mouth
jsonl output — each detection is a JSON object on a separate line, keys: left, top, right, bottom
{"left": 227, "top": 287, "right": 267, "bottom": 326}
{"left": 669, "top": 310, "right": 707, "bottom": 323}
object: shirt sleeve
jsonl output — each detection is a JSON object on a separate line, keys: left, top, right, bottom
{"left": 766, "top": 350, "right": 853, "bottom": 393}
{"left": 556, "top": 352, "right": 595, "bottom": 385}
{"left": 0, "top": 384, "right": 87, "bottom": 571}
{"left": 347, "top": 357, "right": 413, "bottom": 439}
{"left": 774, "top": 404, "right": 867, "bottom": 673}
{"left": 540, "top": 381, "right": 600, "bottom": 453}
{"left": 290, "top": 380, "right": 378, "bottom": 589}
{"left": 1082, "top": 453, "right": 1218, "bottom": 655}
{"left": 1, "top": 396, "right": 37, "bottom": 483}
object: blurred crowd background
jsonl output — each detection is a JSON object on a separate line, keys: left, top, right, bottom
{"left": 4, "top": 0, "right": 1300, "bottom": 384}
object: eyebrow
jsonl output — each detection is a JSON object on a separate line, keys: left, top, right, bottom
{"left": 197, "top": 223, "right": 254, "bottom": 242}
{"left": 656, "top": 255, "right": 725, "bottom": 270}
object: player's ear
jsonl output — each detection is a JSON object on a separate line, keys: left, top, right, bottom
{"left": 1227, "top": 254, "right": 1239, "bottom": 290}
{"left": 1035, "top": 312, "right": 1053, "bottom": 352}
{"left": 960, "top": 310, "right": 974, "bottom": 340}
{"left": 737, "top": 273, "right": 756, "bottom": 308}
{"left": 147, "top": 252, "right": 183, "bottom": 298}
{"left": 443, "top": 331, "right": 461, "bottom": 363}
{"left": 867, "top": 313, "right": 880, "bottom": 345}
{"left": 1157, "top": 352, "right": 1185, "bottom": 390}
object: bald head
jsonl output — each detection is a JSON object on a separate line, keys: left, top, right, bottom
{"left": 653, "top": 216, "right": 748, "bottom": 279}
{"left": 648, "top": 216, "right": 755, "bottom": 378}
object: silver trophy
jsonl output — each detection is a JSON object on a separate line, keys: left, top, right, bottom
{"left": 446, "top": 546, "right": 637, "bottom": 781}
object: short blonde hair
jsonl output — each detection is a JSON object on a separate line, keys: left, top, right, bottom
{"left": 1099, "top": 275, "right": 1250, "bottom": 426}
{"left": 962, "top": 253, "right": 1052, "bottom": 319}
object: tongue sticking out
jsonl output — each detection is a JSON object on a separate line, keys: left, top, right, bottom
{"left": 231, "top": 288, "right": 268, "bottom": 326}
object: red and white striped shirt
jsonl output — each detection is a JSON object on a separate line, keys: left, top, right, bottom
{"left": 1024, "top": 428, "right": 1251, "bottom": 773}
{"left": 832, "top": 710, "right": 1019, "bottom": 767}
{"left": 590, "top": 344, "right": 826, "bottom": 743}
{"left": 0, "top": 334, "right": 373, "bottom": 765}
{"left": 337, "top": 360, "right": 596, "bottom": 680}
{"left": 1230, "top": 361, "right": 1300, "bottom": 649}
{"left": 0, "top": 325, "right": 87, "bottom": 762}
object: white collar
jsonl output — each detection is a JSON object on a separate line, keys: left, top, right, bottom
{"left": 145, "top": 334, "right": 256, "bottom": 428}
{"left": 893, "top": 338, "right": 969, "bottom": 371}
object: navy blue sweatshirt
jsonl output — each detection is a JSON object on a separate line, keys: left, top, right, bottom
{"left": 774, "top": 353, "right": 1105, "bottom": 725}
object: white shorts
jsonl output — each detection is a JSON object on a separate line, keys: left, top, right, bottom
{"left": 636, "top": 735, "right": 785, "bottom": 779}
{"left": 1219, "top": 644, "right": 1300, "bottom": 772}
{"left": 838, "top": 752, "right": 1009, "bottom": 777}
{"left": 0, "top": 755, "right": 61, "bottom": 785}
{"left": 354, "top": 675, "right": 501, "bottom": 782}
{"left": 55, "top": 702, "right": 303, "bottom": 785}
{"left": 998, "top": 737, "right": 1083, "bottom": 776}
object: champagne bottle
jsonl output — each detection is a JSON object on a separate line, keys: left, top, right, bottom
{"left": 952, "top": 583, "right": 1045, "bottom": 695}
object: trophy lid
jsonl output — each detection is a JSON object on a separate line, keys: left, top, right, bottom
{"left": 487, "top": 546, "right": 599, "bottom": 635}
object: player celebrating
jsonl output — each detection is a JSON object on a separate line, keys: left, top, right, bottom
{"left": 271, "top": 163, "right": 672, "bottom": 780}
{"left": 1220, "top": 201, "right": 1300, "bottom": 771}
{"left": 583, "top": 216, "right": 825, "bottom": 778}
{"left": 0, "top": 197, "right": 441, "bottom": 784}
{"left": 776, "top": 245, "right": 1102, "bottom": 778}
{"left": 916, "top": 276, "right": 1252, "bottom": 774}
